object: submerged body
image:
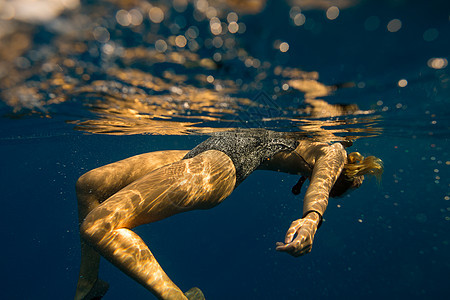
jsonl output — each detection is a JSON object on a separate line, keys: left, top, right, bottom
{"left": 74, "top": 129, "right": 382, "bottom": 300}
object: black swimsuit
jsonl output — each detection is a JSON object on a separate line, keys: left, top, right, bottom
{"left": 183, "top": 129, "right": 300, "bottom": 187}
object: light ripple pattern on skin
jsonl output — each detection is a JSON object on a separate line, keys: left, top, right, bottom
{"left": 79, "top": 150, "right": 236, "bottom": 299}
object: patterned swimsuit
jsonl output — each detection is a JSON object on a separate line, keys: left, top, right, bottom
{"left": 183, "top": 129, "right": 301, "bottom": 187}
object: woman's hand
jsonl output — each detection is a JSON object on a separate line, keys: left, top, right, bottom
{"left": 275, "top": 212, "right": 321, "bottom": 257}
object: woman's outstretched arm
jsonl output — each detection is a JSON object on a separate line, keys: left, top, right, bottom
{"left": 276, "top": 142, "right": 347, "bottom": 257}
{"left": 302, "top": 142, "right": 347, "bottom": 216}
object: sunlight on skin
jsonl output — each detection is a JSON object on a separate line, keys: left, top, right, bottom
{"left": 262, "top": 141, "right": 347, "bottom": 256}
{"left": 302, "top": 143, "right": 347, "bottom": 214}
{"left": 75, "top": 138, "right": 359, "bottom": 299}
{"left": 75, "top": 150, "right": 190, "bottom": 300}
{"left": 78, "top": 150, "right": 236, "bottom": 299}
{"left": 276, "top": 215, "right": 319, "bottom": 256}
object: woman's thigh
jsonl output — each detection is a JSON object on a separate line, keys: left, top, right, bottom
{"left": 84, "top": 150, "right": 237, "bottom": 230}
{"left": 77, "top": 150, "right": 189, "bottom": 202}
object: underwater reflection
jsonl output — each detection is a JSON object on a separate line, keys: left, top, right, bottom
{"left": 0, "top": 0, "right": 381, "bottom": 143}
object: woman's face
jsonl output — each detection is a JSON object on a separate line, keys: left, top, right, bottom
{"left": 330, "top": 172, "right": 364, "bottom": 198}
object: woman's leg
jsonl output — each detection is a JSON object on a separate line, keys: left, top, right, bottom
{"left": 75, "top": 150, "right": 189, "bottom": 300}
{"left": 80, "top": 150, "right": 236, "bottom": 299}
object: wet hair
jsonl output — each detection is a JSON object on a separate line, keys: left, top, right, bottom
{"left": 291, "top": 152, "right": 383, "bottom": 197}
{"left": 330, "top": 152, "right": 383, "bottom": 198}
{"left": 344, "top": 152, "right": 383, "bottom": 181}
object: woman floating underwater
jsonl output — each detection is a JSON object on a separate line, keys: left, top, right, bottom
{"left": 74, "top": 129, "right": 383, "bottom": 300}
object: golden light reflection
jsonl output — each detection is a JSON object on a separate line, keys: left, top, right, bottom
{"left": 175, "top": 35, "right": 187, "bottom": 47}
{"left": 398, "top": 79, "right": 408, "bottom": 88}
{"left": 387, "top": 19, "right": 402, "bottom": 33}
{"left": 209, "top": 0, "right": 267, "bottom": 15}
{"left": 294, "top": 115, "right": 382, "bottom": 142}
{"left": 292, "top": 13, "right": 306, "bottom": 26}
{"left": 428, "top": 58, "right": 448, "bottom": 69}
{"left": 209, "top": 17, "right": 222, "bottom": 35}
{"left": 0, "top": 0, "right": 382, "bottom": 144}
{"left": 227, "top": 12, "right": 238, "bottom": 23}
{"left": 279, "top": 42, "right": 290, "bottom": 53}
{"left": 116, "top": 9, "right": 132, "bottom": 26}
{"left": 228, "top": 21, "right": 239, "bottom": 33}
{"left": 1, "top": 0, "right": 80, "bottom": 23}
{"left": 288, "top": 79, "right": 335, "bottom": 99}
{"left": 154, "top": 39, "right": 168, "bottom": 52}
{"left": 148, "top": 6, "right": 164, "bottom": 23}
{"left": 288, "top": 0, "right": 358, "bottom": 10}
{"left": 326, "top": 6, "right": 339, "bottom": 20}
{"left": 0, "top": 2, "right": 16, "bottom": 20}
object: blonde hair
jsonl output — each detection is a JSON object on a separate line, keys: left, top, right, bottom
{"left": 344, "top": 152, "right": 383, "bottom": 181}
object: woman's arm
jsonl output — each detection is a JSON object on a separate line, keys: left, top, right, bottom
{"left": 303, "top": 142, "right": 347, "bottom": 217}
{"left": 276, "top": 142, "right": 347, "bottom": 257}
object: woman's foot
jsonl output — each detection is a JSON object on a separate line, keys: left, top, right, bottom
{"left": 184, "top": 287, "right": 205, "bottom": 300}
{"left": 79, "top": 278, "right": 109, "bottom": 300}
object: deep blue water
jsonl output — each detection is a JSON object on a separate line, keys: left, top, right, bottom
{"left": 1, "top": 0, "right": 449, "bottom": 299}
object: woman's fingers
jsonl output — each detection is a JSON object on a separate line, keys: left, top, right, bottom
{"left": 276, "top": 243, "right": 309, "bottom": 256}
{"left": 277, "top": 237, "right": 307, "bottom": 253}
{"left": 294, "top": 245, "right": 312, "bottom": 257}
{"left": 284, "top": 229, "right": 295, "bottom": 244}
{"left": 277, "top": 232, "right": 312, "bottom": 256}
{"left": 275, "top": 242, "right": 294, "bottom": 252}
{"left": 277, "top": 217, "right": 318, "bottom": 256}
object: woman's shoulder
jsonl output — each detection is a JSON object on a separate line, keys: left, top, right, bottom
{"left": 294, "top": 140, "right": 347, "bottom": 165}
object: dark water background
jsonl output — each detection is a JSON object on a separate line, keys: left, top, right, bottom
{"left": 1, "top": 0, "right": 449, "bottom": 299}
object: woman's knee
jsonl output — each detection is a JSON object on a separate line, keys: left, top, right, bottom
{"left": 79, "top": 207, "right": 117, "bottom": 246}
{"left": 79, "top": 218, "right": 97, "bottom": 246}
{"left": 76, "top": 168, "right": 115, "bottom": 202}
{"left": 76, "top": 170, "right": 100, "bottom": 196}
